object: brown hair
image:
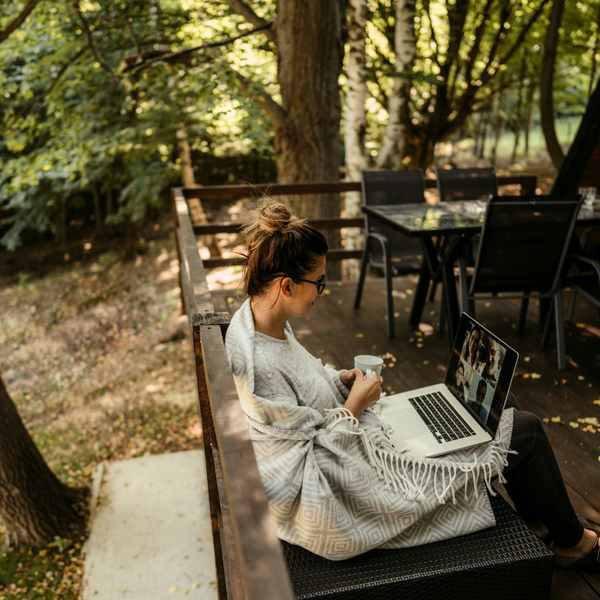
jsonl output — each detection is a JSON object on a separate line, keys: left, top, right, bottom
{"left": 240, "top": 199, "right": 328, "bottom": 297}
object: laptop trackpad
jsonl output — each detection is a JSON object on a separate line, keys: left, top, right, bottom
{"left": 383, "top": 408, "right": 429, "bottom": 442}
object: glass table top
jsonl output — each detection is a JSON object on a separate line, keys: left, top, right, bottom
{"left": 363, "top": 200, "right": 600, "bottom": 237}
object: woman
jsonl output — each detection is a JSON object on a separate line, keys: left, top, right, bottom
{"left": 462, "top": 327, "right": 481, "bottom": 367}
{"left": 225, "top": 199, "right": 598, "bottom": 569}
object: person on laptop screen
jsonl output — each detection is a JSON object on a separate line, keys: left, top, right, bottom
{"left": 225, "top": 199, "right": 599, "bottom": 571}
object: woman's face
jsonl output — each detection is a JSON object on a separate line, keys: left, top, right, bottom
{"left": 468, "top": 329, "right": 480, "bottom": 354}
{"left": 292, "top": 256, "right": 327, "bottom": 317}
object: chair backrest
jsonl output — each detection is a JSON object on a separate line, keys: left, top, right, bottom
{"left": 435, "top": 167, "right": 498, "bottom": 202}
{"left": 469, "top": 195, "right": 583, "bottom": 295}
{"left": 360, "top": 170, "right": 425, "bottom": 266}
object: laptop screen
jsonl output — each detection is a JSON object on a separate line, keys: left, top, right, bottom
{"left": 444, "top": 313, "right": 519, "bottom": 436}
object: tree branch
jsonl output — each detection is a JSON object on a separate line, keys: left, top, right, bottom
{"left": 492, "top": 0, "right": 551, "bottom": 78}
{"left": 222, "top": 0, "right": 276, "bottom": 44}
{"left": 1, "top": 48, "right": 86, "bottom": 136}
{"left": 233, "top": 70, "right": 286, "bottom": 130}
{"left": 123, "top": 23, "right": 273, "bottom": 73}
{"left": 71, "top": 0, "right": 114, "bottom": 74}
{"left": 0, "top": 0, "right": 42, "bottom": 45}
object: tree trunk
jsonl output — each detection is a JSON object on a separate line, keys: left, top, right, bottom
{"left": 92, "top": 181, "right": 103, "bottom": 233}
{"left": 344, "top": 0, "right": 369, "bottom": 276}
{"left": 122, "top": 215, "right": 140, "bottom": 261}
{"left": 276, "top": 0, "right": 345, "bottom": 278}
{"left": 524, "top": 80, "right": 536, "bottom": 157}
{"left": 378, "top": 0, "right": 417, "bottom": 171}
{"left": 0, "top": 376, "right": 87, "bottom": 548}
{"left": 540, "top": 0, "right": 565, "bottom": 170}
{"left": 588, "top": 2, "right": 600, "bottom": 99}
{"left": 511, "top": 55, "right": 527, "bottom": 165}
{"left": 176, "top": 124, "right": 221, "bottom": 257}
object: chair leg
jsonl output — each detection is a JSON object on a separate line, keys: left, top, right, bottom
{"left": 383, "top": 246, "right": 395, "bottom": 339}
{"left": 438, "top": 289, "right": 446, "bottom": 335}
{"left": 518, "top": 296, "right": 529, "bottom": 333}
{"left": 541, "top": 303, "right": 553, "bottom": 348}
{"left": 353, "top": 244, "right": 370, "bottom": 310}
{"left": 554, "top": 290, "right": 567, "bottom": 371}
{"left": 566, "top": 289, "right": 577, "bottom": 322}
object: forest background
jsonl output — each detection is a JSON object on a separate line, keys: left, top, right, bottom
{"left": 1, "top": 0, "right": 599, "bottom": 598}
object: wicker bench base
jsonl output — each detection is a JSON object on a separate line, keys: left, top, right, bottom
{"left": 282, "top": 494, "right": 554, "bottom": 600}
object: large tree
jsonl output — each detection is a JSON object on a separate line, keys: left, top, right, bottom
{"left": 0, "top": 376, "right": 87, "bottom": 548}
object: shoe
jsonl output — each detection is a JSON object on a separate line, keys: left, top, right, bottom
{"left": 554, "top": 529, "right": 600, "bottom": 572}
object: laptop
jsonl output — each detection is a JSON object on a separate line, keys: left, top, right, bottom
{"left": 378, "top": 313, "right": 518, "bottom": 458}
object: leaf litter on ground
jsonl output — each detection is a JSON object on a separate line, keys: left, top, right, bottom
{"left": 0, "top": 227, "right": 203, "bottom": 599}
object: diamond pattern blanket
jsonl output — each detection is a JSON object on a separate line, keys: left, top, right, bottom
{"left": 225, "top": 299, "right": 515, "bottom": 560}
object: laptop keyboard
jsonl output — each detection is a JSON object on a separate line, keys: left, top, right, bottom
{"left": 408, "top": 391, "right": 476, "bottom": 444}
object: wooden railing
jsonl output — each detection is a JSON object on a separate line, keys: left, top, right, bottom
{"left": 178, "top": 174, "right": 537, "bottom": 269}
{"left": 172, "top": 188, "right": 295, "bottom": 600}
{"left": 171, "top": 173, "right": 537, "bottom": 600}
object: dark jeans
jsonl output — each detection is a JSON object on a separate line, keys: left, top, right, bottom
{"left": 503, "top": 393, "right": 583, "bottom": 548}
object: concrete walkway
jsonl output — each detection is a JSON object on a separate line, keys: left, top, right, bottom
{"left": 81, "top": 450, "right": 218, "bottom": 600}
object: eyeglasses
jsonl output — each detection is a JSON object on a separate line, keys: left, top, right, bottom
{"left": 294, "top": 276, "right": 327, "bottom": 294}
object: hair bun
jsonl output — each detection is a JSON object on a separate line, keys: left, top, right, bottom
{"left": 243, "top": 198, "right": 304, "bottom": 238}
{"left": 258, "top": 199, "right": 293, "bottom": 233}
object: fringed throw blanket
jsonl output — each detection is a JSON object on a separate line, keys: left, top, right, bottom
{"left": 225, "top": 299, "right": 515, "bottom": 560}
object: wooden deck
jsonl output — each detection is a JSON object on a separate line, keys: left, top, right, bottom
{"left": 215, "top": 275, "right": 600, "bottom": 600}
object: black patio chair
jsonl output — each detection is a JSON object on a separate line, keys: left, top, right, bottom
{"left": 430, "top": 168, "right": 499, "bottom": 312}
{"left": 565, "top": 254, "right": 600, "bottom": 320}
{"left": 435, "top": 166, "right": 498, "bottom": 202}
{"left": 456, "top": 194, "right": 583, "bottom": 371}
{"left": 354, "top": 170, "right": 426, "bottom": 338}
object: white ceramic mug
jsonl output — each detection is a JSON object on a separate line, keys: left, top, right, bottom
{"left": 354, "top": 355, "right": 384, "bottom": 378}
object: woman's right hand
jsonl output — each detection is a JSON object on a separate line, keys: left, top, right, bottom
{"left": 343, "top": 371, "right": 383, "bottom": 419}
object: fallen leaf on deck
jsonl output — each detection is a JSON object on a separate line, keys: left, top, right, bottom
{"left": 578, "top": 376, "right": 585, "bottom": 380}
{"left": 530, "top": 373, "right": 541, "bottom": 379}
{"left": 593, "top": 399, "right": 600, "bottom": 406}
{"left": 484, "top": 302, "right": 491, "bottom": 307}
{"left": 524, "top": 357, "right": 530, "bottom": 362}
{"left": 578, "top": 417, "right": 599, "bottom": 426}
{"left": 406, "top": 289, "right": 413, "bottom": 295}
{"left": 576, "top": 323, "right": 586, "bottom": 328}
{"left": 561, "top": 379, "right": 568, "bottom": 384}
{"left": 550, "top": 416, "right": 564, "bottom": 424}
{"left": 522, "top": 373, "right": 530, "bottom": 379}
{"left": 569, "top": 422, "right": 579, "bottom": 428}
{"left": 423, "top": 360, "right": 430, "bottom": 365}
{"left": 356, "top": 333, "right": 364, "bottom": 338}
{"left": 417, "top": 344, "right": 423, "bottom": 348}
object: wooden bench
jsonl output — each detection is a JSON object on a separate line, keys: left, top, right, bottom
{"left": 172, "top": 179, "right": 554, "bottom": 600}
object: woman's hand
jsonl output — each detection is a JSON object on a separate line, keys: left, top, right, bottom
{"left": 343, "top": 371, "right": 383, "bottom": 420}
{"left": 340, "top": 368, "right": 359, "bottom": 390}
{"left": 340, "top": 365, "right": 385, "bottom": 391}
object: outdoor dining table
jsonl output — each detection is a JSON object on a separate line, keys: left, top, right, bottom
{"left": 362, "top": 199, "right": 600, "bottom": 343}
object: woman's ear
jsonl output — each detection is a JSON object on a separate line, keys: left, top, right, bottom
{"left": 280, "top": 276, "right": 294, "bottom": 298}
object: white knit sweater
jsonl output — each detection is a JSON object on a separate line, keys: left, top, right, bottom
{"left": 226, "top": 299, "right": 515, "bottom": 560}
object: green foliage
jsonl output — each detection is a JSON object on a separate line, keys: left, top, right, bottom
{"left": 361, "top": 0, "right": 600, "bottom": 164}
{"left": 0, "top": 0, "right": 276, "bottom": 250}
